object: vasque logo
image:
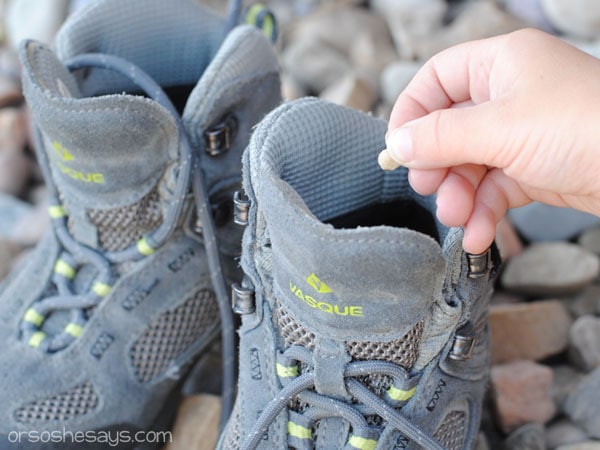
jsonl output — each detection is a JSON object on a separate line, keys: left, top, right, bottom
{"left": 50, "top": 141, "right": 105, "bottom": 184}
{"left": 289, "top": 280, "right": 363, "bottom": 317}
{"left": 52, "top": 141, "right": 75, "bottom": 161}
{"left": 426, "top": 378, "right": 447, "bottom": 412}
{"left": 306, "top": 273, "right": 332, "bottom": 294}
{"left": 55, "top": 160, "right": 105, "bottom": 184}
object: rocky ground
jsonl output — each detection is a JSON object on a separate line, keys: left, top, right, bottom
{"left": 3, "top": 0, "right": 600, "bottom": 449}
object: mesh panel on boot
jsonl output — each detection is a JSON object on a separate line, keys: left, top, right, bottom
{"left": 433, "top": 411, "right": 466, "bottom": 450}
{"left": 274, "top": 300, "right": 316, "bottom": 350}
{"left": 130, "top": 289, "right": 219, "bottom": 383}
{"left": 347, "top": 320, "right": 424, "bottom": 369}
{"left": 14, "top": 382, "right": 98, "bottom": 423}
{"left": 69, "top": 188, "right": 163, "bottom": 252}
{"left": 273, "top": 300, "right": 423, "bottom": 370}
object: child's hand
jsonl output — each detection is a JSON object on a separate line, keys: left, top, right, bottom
{"left": 382, "top": 29, "right": 600, "bottom": 254}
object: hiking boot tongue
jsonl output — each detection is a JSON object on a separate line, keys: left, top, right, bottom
{"left": 265, "top": 189, "right": 447, "bottom": 342}
{"left": 21, "top": 41, "right": 178, "bottom": 249}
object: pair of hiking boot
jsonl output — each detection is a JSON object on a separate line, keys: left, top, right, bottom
{"left": 0, "top": 1, "right": 498, "bottom": 449}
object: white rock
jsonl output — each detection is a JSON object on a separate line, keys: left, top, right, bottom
{"left": 283, "top": 3, "right": 397, "bottom": 90}
{"left": 371, "top": 0, "right": 447, "bottom": 60}
{"left": 290, "top": 4, "right": 396, "bottom": 60}
{"left": 379, "top": 60, "right": 422, "bottom": 106}
{"left": 5, "top": 0, "right": 70, "bottom": 50}
{"left": 500, "top": 0, "right": 555, "bottom": 32}
{"left": 414, "top": 0, "right": 526, "bottom": 60}
{"left": 282, "top": 39, "right": 351, "bottom": 93}
{"left": 541, "top": 0, "right": 600, "bottom": 39}
{"left": 349, "top": 28, "right": 398, "bottom": 74}
{"left": 569, "top": 315, "right": 600, "bottom": 372}
{"left": 281, "top": 74, "right": 305, "bottom": 101}
{"left": 320, "top": 74, "right": 376, "bottom": 112}
{"left": 502, "top": 242, "right": 600, "bottom": 296}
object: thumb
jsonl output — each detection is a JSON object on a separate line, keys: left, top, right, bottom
{"left": 381, "top": 102, "right": 510, "bottom": 171}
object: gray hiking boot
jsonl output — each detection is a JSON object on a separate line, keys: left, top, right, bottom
{"left": 219, "top": 98, "right": 499, "bottom": 450}
{"left": 0, "top": 0, "right": 280, "bottom": 447}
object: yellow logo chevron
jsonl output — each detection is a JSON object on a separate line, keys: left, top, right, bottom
{"left": 52, "top": 141, "right": 75, "bottom": 161}
{"left": 306, "top": 273, "right": 332, "bottom": 294}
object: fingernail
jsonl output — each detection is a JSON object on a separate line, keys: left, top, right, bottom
{"left": 377, "top": 149, "right": 401, "bottom": 171}
{"left": 387, "top": 127, "right": 414, "bottom": 164}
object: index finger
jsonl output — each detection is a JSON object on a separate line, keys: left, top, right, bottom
{"left": 388, "top": 33, "right": 508, "bottom": 131}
